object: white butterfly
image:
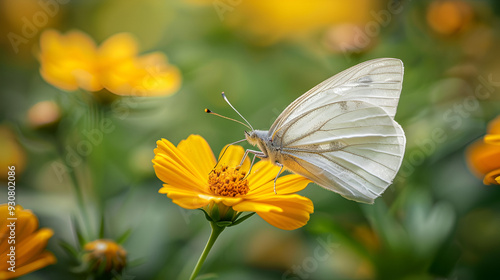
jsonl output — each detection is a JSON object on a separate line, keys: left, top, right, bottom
{"left": 215, "top": 58, "right": 406, "bottom": 204}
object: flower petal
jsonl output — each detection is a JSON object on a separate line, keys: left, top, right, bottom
{"left": 259, "top": 195, "right": 313, "bottom": 230}
{"left": 39, "top": 29, "right": 100, "bottom": 92}
{"left": 159, "top": 185, "right": 244, "bottom": 209}
{"left": 234, "top": 194, "right": 314, "bottom": 230}
{"left": 218, "top": 145, "right": 250, "bottom": 170}
{"left": 177, "top": 135, "right": 216, "bottom": 176}
{"left": 0, "top": 251, "right": 56, "bottom": 280}
{"left": 485, "top": 134, "right": 500, "bottom": 145}
{"left": 153, "top": 138, "right": 209, "bottom": 192}
{"left": 14, "top": 229, "right": 54, "bottom": 266}
{"left": 153, "top": 154, "right": 208, "bottom": 193}
{"left": 162, "top": 189, "right": 212, "bottom": 209}
{"left": 231, "top": 200, "right": 283, "bottom": 213}
{"left": 466, "top": 139, "right": 500, "bottom": 178}
{"left": 247, "top": 160, "right": 283, "bottom": 188}
{"left": 247, "top": 174, "right": 311, "bottom": 197}
{"left": 484, "top": 168, "right": 500, "bottom": 185}
{"left": 98, "top": 33, "right": 138, "bottom": 66}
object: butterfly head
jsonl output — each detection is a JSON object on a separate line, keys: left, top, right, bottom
{"left": 245, "top": 130, "right": 268, "bottom": 147}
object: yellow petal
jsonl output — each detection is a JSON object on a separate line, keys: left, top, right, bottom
{"left": 254, "top": 195, "right": 314, "bottom": 230}
{"left": 197, "top": 194, "right": 244, "bottom": 206}
{"left": 102, "top": 51, "right": 181, "bottom": 97}
{"left": 153, "top": 155, "right": 208, "bottom": 193}
{"left": 39, "top": 29, "right": 100, "bottom": 92}
{"left": 177, "top": 135, "right": 216, "bottom": 176}
{"left": 231, "top": 200, "right": 283, "bottom": 213}
{"left": 13, "top": 229, "right": 54, "bottom": 266}
{"left": 0, "top": 251, "right": 56, "bottom": 280}
{"left": 485, "top": 134, "right": 500, "bottom": 145}
{"left": 154, "top": 138, "right": 207, "bottom": 184}
{"left": 0, "top": 205, "right": 37, "bottom": 254}
{"left": 484, "top": 168, "right": 500, "bottom": 185}
{"left": 11, "top": 208, "right": 39, "bottom": 243}
{"left": 217, "top": 145, "right": 250, "bottom": 170}
{"left": 162, "top": 189, "right": 212, "bottom": 209}
{"left": 246, "top": 160, "right": 283, "bottom": 188}
{"left": 247, "top": 174, "right": 311, "bottom": 197}
{"left": 98, "top": 33, "right": 138, "bottom": 66}
{"left": 159, "top": 186, "right": 244, "bottom": 209}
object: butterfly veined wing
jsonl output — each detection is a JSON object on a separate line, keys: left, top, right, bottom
{"left": 274, "top": 101, "right": 405, "bottom": 203}
{"left": 269, "top": 58, "right": 403, "bottom": 137}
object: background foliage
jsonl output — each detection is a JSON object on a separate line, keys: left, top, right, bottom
{"left": 1, "top": 0, "right": 500, "bottom": 279}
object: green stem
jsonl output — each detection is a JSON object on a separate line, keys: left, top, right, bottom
{"left": 55, "top": 135, "right": 93, "bottom": 239}
{"left": 189, "top": 222, "right": 225, "bottom": 280}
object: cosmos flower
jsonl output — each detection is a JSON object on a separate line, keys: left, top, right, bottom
{"left": 152, "top": 135, "right": 314, "bottom": 230}
{"left": 84, "top": 239, "right": 127, "bottom": 274}
{"left": 466, "top": 116, "right": 500, "bottom": 185}
{"left": 0, "top": 204, "right": 56, "bottom": 279}
{"left": 38, "top": 29, "right": 181, "bottom": 96}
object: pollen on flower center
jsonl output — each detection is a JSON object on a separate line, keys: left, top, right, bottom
{"left": 208, "top": 165, "right": 249, "bottom": 197}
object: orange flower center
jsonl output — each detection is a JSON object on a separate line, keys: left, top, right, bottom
{"left": 208, "top": 165, "right": 249, "bottom": 197}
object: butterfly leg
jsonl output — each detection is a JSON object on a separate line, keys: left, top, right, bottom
{"left": 239, "top": 149, "right": 266, "bottom": 178}
{"left": 273, "top": 163, "right": 284, "bottom": 194}
{"left": 239, "top": 149, "right": 266, "bottom": 166}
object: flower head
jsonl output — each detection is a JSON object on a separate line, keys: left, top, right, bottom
{"left": 84, "top": 239, "right": 127, "bottom": 274}
{"left": 0, "top": 126, "right": 26, "bottom": 181}
{"left": 0, "top": 204, "right": 56, "bottom": 279}
{"left": 220, "top": 0, "right": 380, "bottom": 45}
{"left": 39, "top": 29, "right": 181, "bottom": 96}
{"left": 466, "top": 116, "right": 500, "bottom": 185}
{"left": 152, "top": 135, "right": 313, "bottom": 230}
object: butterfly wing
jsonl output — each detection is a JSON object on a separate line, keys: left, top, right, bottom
{"left": 269, "top": 58, "right": 403, "bottom": 137}
{"left": 268, "top": 58, "right": 405, "bottom": 203}
{"left": 274, "top": 101, "right": 405, "bottom": 203}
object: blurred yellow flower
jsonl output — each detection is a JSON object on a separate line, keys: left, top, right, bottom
{"left": 427, "top": 0, "right": 473, "bottom": 36}
{"left": 466, "top": 116, "right": 500, "bottom": 185}
{"left": 39, "top": 29, "right": 181, "bottom": 96}
{"left": 152, "top": 135, "right": 313, "bottom": 230}
{"left": 0, "top": 204, "right": 56, "bottom": 279}
{"left": 223, "top": 0, "right": 380, "bottom": 44}
{"left": 84, "top": 239, "right": 127, "bottom": 273}
{"left": 0, "top": 126, "right": 26, "bottom": 181}
{"left": 484, "top": 116, "right": 500, "bottom": 145}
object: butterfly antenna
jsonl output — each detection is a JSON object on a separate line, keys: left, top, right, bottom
{"left": 204, "top": 109, "right": 251, "bottom": 130}
{"left": 221, "top": 92, "right": 254, "bottom": 131}
{"left": 208, "top": 138, "right": 247, "bottom": 174}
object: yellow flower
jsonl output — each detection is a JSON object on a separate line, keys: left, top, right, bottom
{"left": 152, "top": 135, "right": 313, "bottom": 230}
{"left": 484, "top": 116, "right": 500, "bottom": 145}
{"left": 427, "top": 0, "right": 474, "bottom": 36}
{"left": 222, "top": 0, "right": 380, "bottom": 45}
{"left": 0, "top": 204, "right": 56, "bottom": 279}
{"left": 84, "top": 239, "right": 127, "bottom": 273}
{"left": 0, "top": 126, "right": 26, "bottom": 181}
{"left": 39, "top": 29, "right": 181, "bottom": 96}
{"left": 466, "top": 116, "right": 500, "bottom": 185}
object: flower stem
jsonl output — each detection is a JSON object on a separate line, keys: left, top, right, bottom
{"left": 54, "top": 135, "right": 93, "bottom": 239}
{"left": 189, "top": 222, "right": 225, "bottom": 280}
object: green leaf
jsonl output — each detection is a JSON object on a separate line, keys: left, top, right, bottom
{"left": 58, "top": 239, "right": 79, "bottom": 259}
{"left": 211, "top": 204, "right": 220, "bottom": 221}
{"left": 99, "top": 214, "right": 105, "bottom": 239}
{"left": 229, "top": 212, "right": 255, "bottom": 227}
{"left": 198, "top": 208, "right": 213, "bottom": 222}
{"left": 117, "top": 229, "right": 132, "bottom": 244}
{"left": 71, "top": 215, "right": 87, "bottom": 248}
{"left": 215, "top": 221, "right": 232, "bottom": 227}
{"left": 127, "top": 257, "right": 146, "bottom": 268}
